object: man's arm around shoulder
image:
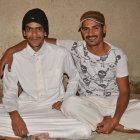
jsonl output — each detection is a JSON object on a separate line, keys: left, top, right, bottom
{"left": 0, "top": 38, "right": 56, "bottom": 77}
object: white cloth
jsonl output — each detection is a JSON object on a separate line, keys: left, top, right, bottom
{"left": 0, "top": 101, "right": 91, "bottom": 138}
{"left": 57, "top": 40, "right": 128, "bottom": 97}
{"left": 3, "top": 41, "right": 79, "bottom": 112}
{"left": 61, "top": 96, "right": 140, "bottom": 131}
{"left": 57, "top": 40, "right": 140, "bottom": 131}
{"left": 0, "top": 41, "right": 91, "bottom": 139}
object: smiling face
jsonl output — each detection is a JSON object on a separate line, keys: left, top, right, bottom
{"left": 23, "top": 22, "right": 47, "bottom": 52}
{"left": 81, "top": 20, "right": 106, "bottom": 48}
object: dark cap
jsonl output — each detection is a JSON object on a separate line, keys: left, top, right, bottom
{"left": 22, "top": 8, "right": 49, "bottom": 34}
{"left": 79, "top": 11, "right": 105, "bottom": 31}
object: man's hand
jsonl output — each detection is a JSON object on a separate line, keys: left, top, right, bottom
{"left": 0, "top": 49, "right": 13, "bottom": 77}
{"left": 0, "top": 40, "right": 28, "bottom": 77}
{"left": 9, "top": 111, "right": 29, "bottom": 137}
{"left": 96, "top": 116, "right": 119, "bottom": 134}
{"left": 52, "top": 101, "right": 62, "bottom": 110}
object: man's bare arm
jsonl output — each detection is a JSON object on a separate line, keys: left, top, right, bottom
{"left": 113, "top": 76, "right": 130, "bottom": 122}
{"left": 0, "top": 38, "right": 56, "bottom": 77}
{"left": 96, "top": 76, "right": 130, "bottom": 133}
{"left": 45, "top": 37, "right": 56, "bottom": 45}
{"left": 9, "top": 110, "right": 29, "bottom": 137}
{"left": 0, "top": 40, "right": 27, "bottom": 77}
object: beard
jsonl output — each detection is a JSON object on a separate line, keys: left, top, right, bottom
{"left": 86, "top": 36, "right": 99, "bottom": 47}
{"left": 85, "top": 35, "right": 104, "bottom": 47}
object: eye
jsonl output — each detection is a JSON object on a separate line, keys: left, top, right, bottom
{"left": 25, "top": 27, "right": 32, "bottom": 32}
{"left": 93, "top": 26, "right": 99, "bottom": 30}
{"left": 36, "top": 27, "right": 44, "bottom": 31}
{"left": 82, "top": 27, "right": 88, "bottom": 31}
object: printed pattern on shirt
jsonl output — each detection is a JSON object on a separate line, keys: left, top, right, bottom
{"left": 70, "top": 41, "right": 123, "bottom": 97}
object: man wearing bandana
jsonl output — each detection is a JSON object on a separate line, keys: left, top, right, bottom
{"left": 0, "top": 10, "right": 140, "bottom": 135}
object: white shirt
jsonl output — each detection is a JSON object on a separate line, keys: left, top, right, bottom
{"left": 3, "top": 41, "right": 79, "bottom": 112}
{"left": 57, "top": 40, "right": 128, "bottom": 97}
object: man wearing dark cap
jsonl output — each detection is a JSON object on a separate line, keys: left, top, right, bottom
{"left": 0, "top": 8, "right": 92, "bottom": 139}
{"left": 1, "top": 10, "right": 140, "bottom": 135}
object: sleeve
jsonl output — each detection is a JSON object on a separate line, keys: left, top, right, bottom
{"left": 56, "top": 40, "right": 76, "bottom": 51}
{"left": 2, "top": 63, "right": 19, "bottom": 113}
{"left": 62, "top": 49, "right": 79, "bottom": 99}
{"left": 116, "top": 50, "right": 129, "bottom": 78}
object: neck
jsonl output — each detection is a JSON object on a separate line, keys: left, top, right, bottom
{"left": 87, "top": 42, "right": 110, "bottom": 56}
{"left": 28, "top": 41, "right": 44, "bottom": 52}
{"left": 33, "top": 46, "right": 42, "bottom": 52}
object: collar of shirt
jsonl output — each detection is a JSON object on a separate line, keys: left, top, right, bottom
{"left": 26, "top": 41, "right": 47, "bottom": 57}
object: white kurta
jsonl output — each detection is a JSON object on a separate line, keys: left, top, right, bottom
{"left": 0, "top": 42, "right": 91, "bottom": 139}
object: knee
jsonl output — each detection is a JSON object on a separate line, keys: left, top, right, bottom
{"left": 61, "top": 96, "right": 81, "bottom": 114}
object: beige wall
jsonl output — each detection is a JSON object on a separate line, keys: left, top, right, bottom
{"left": 0, "top": 0, "right": 140, "bottom": 82}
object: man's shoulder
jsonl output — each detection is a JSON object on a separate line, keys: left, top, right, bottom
{"left": 13, "top": 47, "right": 27, "bottom": 58}
{"left": 47, "top": 42, "right": 66, "bottom": 50}
{"left": 46, "top": 42, "right": 70, "bottom": 55}
{"left": 107, "top": 42, "right": 126, "bottom": 55}
{"left": 56, "top": 40, "right": 85, "bottom": 49}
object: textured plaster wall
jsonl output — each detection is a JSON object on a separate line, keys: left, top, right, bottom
{"left": 0, "top": 0, "right": 140, "bottom": 81}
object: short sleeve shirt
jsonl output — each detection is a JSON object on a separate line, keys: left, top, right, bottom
{"left": 57, "top": 40, "right": 129, "bottom": 97}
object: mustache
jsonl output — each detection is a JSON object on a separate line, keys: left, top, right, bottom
{"left": 86, "top": 35, "right": 97, "bottom": 39}
{"left": 29, "top": 37, "right": 41, "bottom": 40}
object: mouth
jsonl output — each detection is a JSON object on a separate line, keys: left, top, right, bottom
{"left": 28, "top": 38, "right": 42, "bottom": 47}
{"left": 29, "top": 38, "right": 42, "bottom": 44}
{"left": 86, "top": 36, "right": 97, "bottom": 41}
{"left": 30, "top": 38, "right": 40, "bottom": 41}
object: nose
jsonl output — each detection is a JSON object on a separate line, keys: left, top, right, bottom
{"left": 88, "top": 28, "right": 94, "bottom": 36}
{"left": 32, "top": 28, "right": 38, "bottom": 36}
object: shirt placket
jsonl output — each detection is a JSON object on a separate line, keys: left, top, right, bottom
{"left": 34, "top": 53, "right": 45, "bottom": 97}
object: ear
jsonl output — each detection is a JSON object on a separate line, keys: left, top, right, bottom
{"left": 22, "top": 30, "right": 26, "bottom": 39}
{"left": 103, "top": 24, "right": 107, "bottom": 34}
{"left": 44, "top": 32, "right": 48, "bottom": 37}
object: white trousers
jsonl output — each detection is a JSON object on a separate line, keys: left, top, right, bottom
{"left": 0, "top": 100, "right": 91, "bottom": 139}
{"left": 61, "top": 96, "right": 140, "bottom": 131}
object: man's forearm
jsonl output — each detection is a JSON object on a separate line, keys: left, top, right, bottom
{"left": 0, "top": 40, "right": 27, "bottom": 76}
{"left": 9, "top": 110, "right": 29, "bottom": 137}
{"left": 45, "top": 37, "right": 56, "bottom": 45}
{"left": 9, "top": 110, "right": 20, "bottom": 125}
{"left": 0, "top": 40, "right": 27, "bottom": 64}
{"left": 113, "top": 76, "right": 130, "bottom": 122}
{"left": 113, "top": 93, "right": 129, "bottom": 122}
{"left": 7, "top": 40, "right": 27, "bottom": 54}
{"left": 9, "top": 110, "right": 19, "bottom": 119}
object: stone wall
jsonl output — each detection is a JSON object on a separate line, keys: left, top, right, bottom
{"left": 0, "top": 0, "right": 140, "bottom": 101}
{"left": 0, "top": 0, "right": 140, "bottom": 82}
